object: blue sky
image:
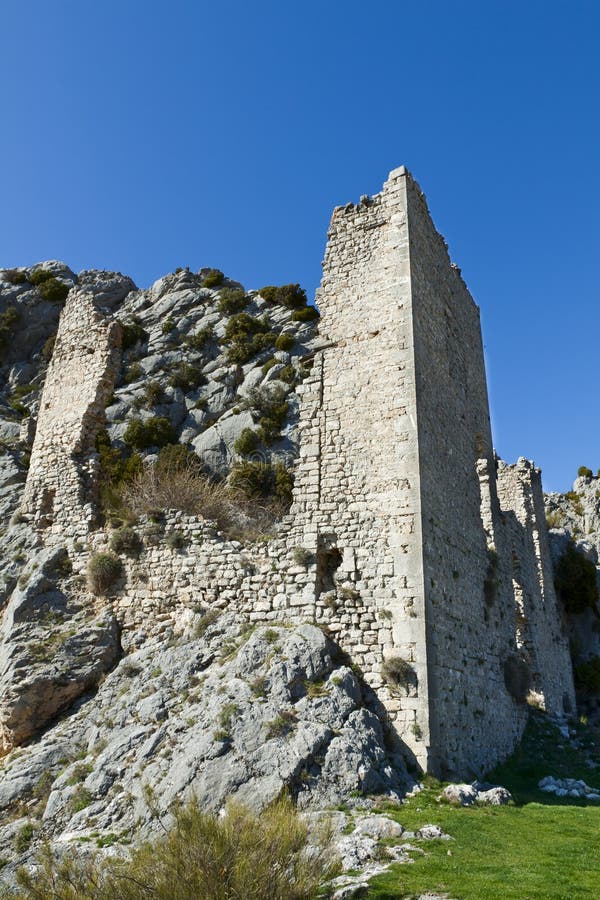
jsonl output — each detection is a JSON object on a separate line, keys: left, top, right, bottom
{"left": 1, "top": 0, "right": 598, "bottom": 491}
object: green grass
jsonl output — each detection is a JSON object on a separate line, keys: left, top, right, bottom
{"left": 368, "top": 715, "right": 600, "bottom": 899}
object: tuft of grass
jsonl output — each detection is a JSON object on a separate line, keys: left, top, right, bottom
{"left": 109, "top": 526, "right": 142, "bottom": 557}
{"left": 266, "top": 709, "right": 297, "bottom": 739}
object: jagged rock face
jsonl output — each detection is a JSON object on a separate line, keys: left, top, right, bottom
{"left": 545, "top": 475, "right": 600, "bottom": 667}
{"left": 108, "top": 268, "right": 319, "bottom": 475}
{"left": 0, "top": 546, "right": 120, "bottom": 753}
{"left": 0, "top": 616, "right": 408, "bottom": 880}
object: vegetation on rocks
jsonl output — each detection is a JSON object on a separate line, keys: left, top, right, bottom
{"left": 258, "top": 284, "right": 308, "bottom": 310}
{"left": 124, "top": 417, "right": 176, "bottom": 450}
{"left": 87, "top": 552, "right": 123, "bottom": 594}
{"left": 4, "top": 797, "right": 335, "bottom": 900}
{"left": 28, "top": 269, "right": 69, "bottom": 303}
{"left": 0, "top": 305, "right": 20, "bottom": 352}
{"left": 202, "top": 268, "right": 224, "bottom": 288}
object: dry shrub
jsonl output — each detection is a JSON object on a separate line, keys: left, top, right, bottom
{"left": 87, "top": 552, "right": 123, "bottom": 595}
{"left": 9, "top": 796, "right": 337, "bottom": 900}
{"left": 119, "top": 463, "right": 285, "bottom": 542}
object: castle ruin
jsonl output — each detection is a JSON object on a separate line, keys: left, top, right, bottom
{"left": 16, "top": 166, "right": 575, "bottom": 779}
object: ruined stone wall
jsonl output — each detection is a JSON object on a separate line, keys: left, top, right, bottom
{"left": 496, "top": 459, "right": 576, "bottom": 714}
{"left": 289, "top": 168, "right": 430, "bottom": 768}
{"left": 405, "top": 177, "right": 527, "bottom": 776}
{"left": 22, "top": 288, "right": 121, "bottom": 538}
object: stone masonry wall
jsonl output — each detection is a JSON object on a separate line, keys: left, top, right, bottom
{"left": 405, "top": 176, "right": 527, "bottom": 776}
{"left": 497, "top": 458, "right": 576, "bottom": 714}
{"left": 22, "top": 287, "right": 121, "bottom": 538}
{"left": 288, "top": 168, "right": 430, "bottom": 769}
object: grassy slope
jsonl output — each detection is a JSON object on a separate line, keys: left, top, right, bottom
{"left": 367, "top": 714, "right": 600, "bottom": 899}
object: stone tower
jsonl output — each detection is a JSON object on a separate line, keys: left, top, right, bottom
{"left": 289, "top": 166, "right": 574, "bottom": 777}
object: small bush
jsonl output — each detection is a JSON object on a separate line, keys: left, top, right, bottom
{"left": 278, "top": 364, "right": 296, "bottom": 384}
{"left": 166, "top": 530, "right": 186, "bottom": 551}
{"left": 14, "top": 822, "right": 34, "bottom": 854}
{"left": 578, "top": 466, "right": 593, "bottom": 479}
{"left": 565, "top": 490, "right": 584, "bottom": 517}
{"left": 29, "top": 269, "right": 69, "bottom": 303}
{"left": 87, "top": 552, "right": 123, "bottom": 595}
{"left": 503, "top": 654, "right": 532, "bottom": 703}
{"left": 195, "top": 608, "right": 220, "bottom": 637}
{"left": 156, "top": 443, "right": 201, "bottom": 473}
{"left": 555, "top": 540, "right": 599, "bottom": 614}
{"left": 382, "top": 656, "right": 414, "bottom": 690}
{"left": 259, "top": 284, "right": 307, "bottom": 310}
{"left": 202, "top": 268, "right": 224, "bottom": 288}
{"left": 0, "top": 305, "right": 20, "bottom": 351}
{"left": 1, "top": 268, "right": 27, "bottom": 284}
{"left": 161, "top": 317, "right": 176, "bottom": 335}
{"left": 120, "top": 319, "right": 149, "bottom": 350}
{"left": 41, "top": 332, "right": 56, "bottom": 361}
{"left": 274, "top": 332, "right": 295, "bottom": 351}
{"left": 109, "top": 526, "right": 142, "bottom": 557}
{"left": 143, "top": 380, "right": 165, "bottom": 407}
{"left": 234, "top": 428, "right": 260, "bottom": 456}
{"left": 292, "top": 546, "right": 313, "bottom": 567}
{"left": 229, "top": 461, "right": 293, "bottom": 505}
{"left": 224, "top": 313, "right": 276, "bottom": 364}
{"left": 218, "top": 288, "right": 248, "bottom": 315}
{"left": 124, "top": 417, "right": 176, "bottom": 450}
{"left": 261, "top": 357, "right": 278, "bottom": 376}
{"left": 249, "top": 675, "right": 268, "bottom": 697}
{"left": 123, "top": 361, "right": 144, "bottom": 384}
{"left": 169, "top": 362, "right": 206, "bottom": 391}
{"left": 291, "top": 306, "right": 319, "bottom": 323}
{"left": 184, "top": 327, "right": 214, "bottom": 352}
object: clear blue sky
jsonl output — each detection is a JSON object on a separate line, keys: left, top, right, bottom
{"left": 1, "top": 1, "right": 598, "bottom": 492}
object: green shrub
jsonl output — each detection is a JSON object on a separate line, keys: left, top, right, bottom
{"left": 202, "top": 268, "right": 224, "bottom": 288}
{"left": 291, "top": 306, "right": 319, "bottom": 323}
{"left": 10, "top": 796, "right": 336, "bottom": 900}
{"left": 184, "top": 327, "right": 214, "bottom": 352}
{"left": 574, "top": 657, "right": 600, "bottom": 694}
{"left": 229, "top": 461, "right": 293, "bottom": 505}
{"left": 261, "top": 357, "right": 278, "bottom": 376}
{"left": 565, "top": 490, "right": 584, "bottom": 516}
{"left": 259, "top": 284, "right": 307, "bottom": 310}
{"left": 292, "top": 547, "right": 313, "bottom": 567}
{"left": 29, "top": 269, "right": 70, "bottom": 303}
{"left": 274, "top": 332, "right": 295, "bottom": 352}
{"left": 123, "top": 361, "right": 144, "bottom": 384}
{"left": 120, "top": 318, "right": 149, "bottom": 350}
{"left": 224, "top": 313, "right": 276, "bottom": 364}
{"left": 143, "top": 380, "right": 165, "bottom": 407}
{"left": 87, "top": 552, "right": 123, "bottom": 594}
{"left": 381, "top": 656, "right": 414, "bottom": 690}
{"left": 234, "top": 428, "right": 260, "bottom": 456}
{"left": 156, "top": 443, "right": 201, "bottom": 473}
{"left": 0, "top": 305, "right": 20, "bottom": 351}
{"left": 14, "top": 822, "right": 34, "bottom": 854}
{"left": 578, "top": 466, "right": 593, "bottom": 479}
{"left": 278, "top": 364, "right": 296, "bottom": 384}
{"left": 161, "top": 317, "right": 176, "bottom": 335}
{"left": 1, "top": 268, "right": 27, "bottom": 285}
{"left": 96, "top": 430, "right": 143, "bottom": 491}
{"left": 218, "top": 288, "right": 248, "bottom": 315}
{"left": 166, "top": 530, "right": 186, "bottom": 551}
{"left": 169, "top": 362, "right": 206, "bottom": 391}
{"left": 195, "top": 608, "right": 220, "bottom": 637}
{"left": 555, "top": 540, "right": 599, "bottom": 613}
{"left": 109, "top": 526, "right": 142, "bottom": 557}
{"left": 124, "top": 417, "right": 176, "bottom": 450}
{"left": 503, "top": 654, "right": 532, "bottom": 703}
{"left": 41, "top": 332, "right": 56, "bottom": 361}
